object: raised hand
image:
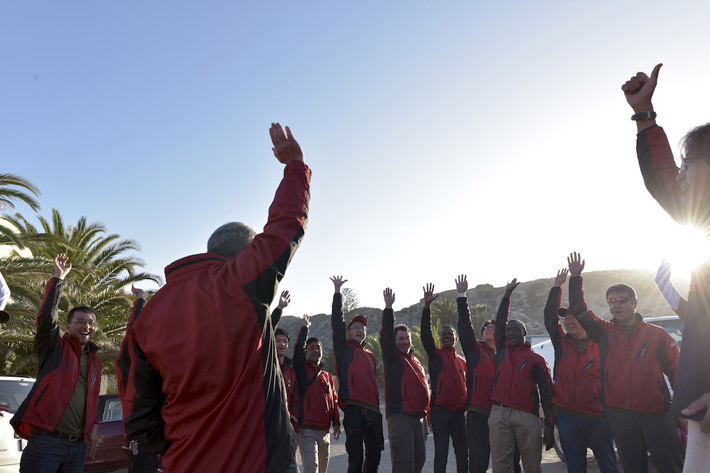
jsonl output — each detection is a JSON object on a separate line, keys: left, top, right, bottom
{"left": 131, "top": 284, "right": 148, "bottom": 301}
{"left": 554, "top": 269, "right": 568, "bottom": 287}
{"left": 330, "top": 275, "right": 348, "bottom": 294}
{"left": 505, "top": 278, "right": 520, "bottom": 296}
{"left": 278, "top": 290, "right": 291, "bottom": 310}
{"left": 422, "top": 283, "right": 438, "bottom": 308}
{"left": 455, "top": 274, "right": 468, "bottom": 294}
{"left": 303, "top": 314, "right": 311, "bottom": 328}
{"left": 53, "top": 254, "right": 72, "bottom": 280}
{"left": 383, "top": 288, "right": 395, "bottom": 309}
{"left": 621, "top": 63, "right": 662, "bottom": 112}
{"left": 269, "top": 123, "right": 303, "bottom": 164}
{"left": 567, "top": 252, "right": 586, "bottom": 277}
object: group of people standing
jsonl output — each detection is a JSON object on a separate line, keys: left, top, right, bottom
{"left": 4, "top": 62, "right": 710, "bottom": 473}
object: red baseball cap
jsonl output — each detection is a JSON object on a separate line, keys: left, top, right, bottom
{"left": 348, "top": 315, "right": 367, "bottom": 328}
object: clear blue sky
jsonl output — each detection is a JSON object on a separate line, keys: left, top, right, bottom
{"left": 3, "top": 1, "right": 710, "bottom": 316}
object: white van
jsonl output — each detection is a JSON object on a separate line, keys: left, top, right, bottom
{"left": 0, "top": 376, "right": 35, "bottom": 473}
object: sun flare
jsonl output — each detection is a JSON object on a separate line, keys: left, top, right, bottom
{"left": 655, "top": 224, "right": 710, "bottom": 277}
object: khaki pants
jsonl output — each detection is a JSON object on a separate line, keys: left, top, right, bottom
{"left": 299, "top": 427, "right": 330, "bottom": 473}
{"left": 683, "top": 420, "right": 710, "bottom": 473}
{"left": 488, "top": 404, "right": 542, "bottom": 473}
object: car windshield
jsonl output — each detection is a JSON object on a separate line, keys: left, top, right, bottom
{"left": 651, "top": 319, "right": 685, "bottom": 349}
{"left": 0, "top": 379, "right": 34, "bottom": 414}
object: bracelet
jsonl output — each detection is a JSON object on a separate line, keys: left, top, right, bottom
{"left": 631, "top": 111, "right": 657, "bottom": 121}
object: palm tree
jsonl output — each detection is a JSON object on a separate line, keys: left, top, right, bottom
{"left": 0, "top": 208, "right": 161, "bottom": 376}
{"left": 0, "top": 173, "right": 41, "bottom": 212}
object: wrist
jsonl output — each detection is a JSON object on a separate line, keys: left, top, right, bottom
{"left": 632, "top": 102, "right": 654, "bottom": 114}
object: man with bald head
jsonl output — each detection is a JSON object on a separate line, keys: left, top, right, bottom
{"left": 488, "top": 279, "right": 553, "bottom": 473}
{"left": 120, "top": 123, "right": 310, "bottom": 473}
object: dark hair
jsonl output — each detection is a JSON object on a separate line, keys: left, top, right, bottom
{"left": 207, "top": 222, "right": 256, "bottom": 258}
{"left": 67, "top": 306, "right": 97, "bottom": 323}
{"left": 507, "top": 319, "right": 527, "bottom": 336}
{"left": 306, "top": 337, "right": 322, "bottom": 348}
{"left": 393, "top": 324, "right": 410, "bottom": 337}
{"left": 606, "top": 284, "right": 637, "bottom": 300}
{"left": 275, "top": 328, "right": 290, "bottom": 341}
{"left": 481, "top": 319, "right": 495, "bottom": 331}
{"left": 440, "top": 325, "right": 457, "bottom": 336}
{"left": 681, "top": 122, "right": 710, "bottom": 162}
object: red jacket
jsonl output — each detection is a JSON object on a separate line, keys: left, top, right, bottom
{"left": 12, "top": 278, "right": 102, "bottom": 440}
{"left": 331, "top": 293, "right": 380, "bottom": 410}
{"left": 380, "top": 308, "right": 430, "bottom": 418}
{"left": 293, "top": 326, "right": 340, "bottom": 431}
{"left": 457, "top": 297, "right": 496, "bottom": 411}
{"left": 491, "top": 294, "right": 553, "bottom": 425}
{"left": 421, "top": 307, "right": 467, "bottom": 412}
{"left": 544, "top": 287, "right": 603, "bottom": 417}
{"left": 121, "top": 160, "right": 310, "bottom": 473}
{"left": 569, "top": 276, "right": 679, "bottom": 413}
{"left": 281, "top": 359, "right": 299, "bottom": 432}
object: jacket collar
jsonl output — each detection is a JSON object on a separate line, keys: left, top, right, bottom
{"left": 164, "top": 252, "right": 229, "bottom": 281}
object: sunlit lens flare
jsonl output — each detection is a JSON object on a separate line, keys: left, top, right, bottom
{"left": 659, "top": 224, "right": 710, "bottom": 277}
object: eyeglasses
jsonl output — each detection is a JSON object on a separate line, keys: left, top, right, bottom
{"left": 71, "top": 319, "right": 96, "bottom": 327}
{"left": 607, "top": 297, "right": 633, "bottom": 306}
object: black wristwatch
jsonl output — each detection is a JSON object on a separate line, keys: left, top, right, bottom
{"left": 631, "top": 111, "right": 657, "bottom": 121}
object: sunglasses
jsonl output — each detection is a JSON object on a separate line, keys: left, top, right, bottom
{"left": 607, "top": 296, "right": 633, "bottom": 306}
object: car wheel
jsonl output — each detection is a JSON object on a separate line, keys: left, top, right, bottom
{"left": 553, "top": 425, "right": 566, "bottom": 463}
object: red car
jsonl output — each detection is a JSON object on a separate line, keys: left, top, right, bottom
{"left": 83, "top": 394, "right": 127, "bottom": 472}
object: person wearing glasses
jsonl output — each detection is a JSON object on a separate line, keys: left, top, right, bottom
{"left": 622, "top": 63, "right": 710, "bottom": 472}
{"left": 543, "top": 261, "right": 618, "bottom": 473}
{"left": 11, "top": 254, "right": 101, "bottom": 473}
{"left": 455, "top": 274, "right": 506, "bottom": 473}
{"left": 567, "top": 252, "right": 683, "bottom": 473}
{"left": 329, "top": 275, "right": 383, "bottom": 473}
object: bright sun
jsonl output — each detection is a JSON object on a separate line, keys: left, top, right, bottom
{"left": 654, "top": 224, "right": 710, "bottom": 277}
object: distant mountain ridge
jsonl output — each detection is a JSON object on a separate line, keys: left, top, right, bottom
{"left": 275, "top": 269, "right": 689, "bottom": 355}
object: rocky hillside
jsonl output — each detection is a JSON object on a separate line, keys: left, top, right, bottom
{"left": 275, "top": 269, "right": 689, "bottom": 355}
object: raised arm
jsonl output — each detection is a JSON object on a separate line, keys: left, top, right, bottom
{"left": 293, "top": 315, "right": 310, "bottom": 391}
{"left": 495, "top": 279, "right": 519, "bottom": 352}
{"left": 0, "top": 270, "right": 9, "bottom": 311}
{"left": 456, "top": 275, "right": 478, "bottom": 356}
{"left": 622, "top": 63, "right": 661, "bottom": 134}
{"left": 544, "top": 269, "right": 567, "bottom": 348}
{"left": 36, "top": 254, "right": 72, "bottom": 360}
{"left": 655, "top": 260, "right": 687, "bottom": 320}
{"left": 420, "top": 283, "right": 438, "bottom": 356}
{"left": 233, "top": 123, "right": 310, "bottom": 306}
{"left": 379, "top": 288, "right": 397, "bottom": 363}
{"left": 566, "top": 253, "right": 605, "bottom": 340}
{"left": 271, "top": 290, "right": 290, "bottom": 326}
{"left": 330, "top": 276, "right": 348, "bottom": 351}
{"left": 115, "top": 285, "right": 148, "bottom": 396}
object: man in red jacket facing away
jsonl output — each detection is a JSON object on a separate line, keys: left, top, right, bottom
{"left": 294, "top": 315, "right": 341, "bottom": 473}
{"left": 544, "top": 261, "right": 619, "bottom": 473}
{"left": 120, "top": 123, "right": 310, "bottom": 473}
{"left": 330, "top": 275, "right": 383, "bottom": 473}
{"left": 380, "top": 287, "right": 430, "bottom": 473}
{"left": 489, "top": 279, "right": 553, "bottom": 473}
{"left": 12, "top": 254, "right": 101, "bottom": 473}
{"left": 421, "top": 283, "right": 468, "bottom": 473}
{"left": 569, "top": 253, "right": 683, "bottom": 473}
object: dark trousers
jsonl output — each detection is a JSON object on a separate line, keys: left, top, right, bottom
{"left": 466, "top": 410, "right": 491, "bottom": 473}
{"left": 387, "top": 412, "right": 426, "bottom": 473}
{"left": 431, "top": 405, "right": 468, "bottom": 473}
{"left": 343, "top": 405, "right": 384, "bottom": 473}
{"left": 555, "top": 408, "right": 619, "bottom": 473}
{"left": 20, "top": 431, "right": 87, "bottom": 473}
{"left": 606, "top": 407, "right": 684, "bottom": 473}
